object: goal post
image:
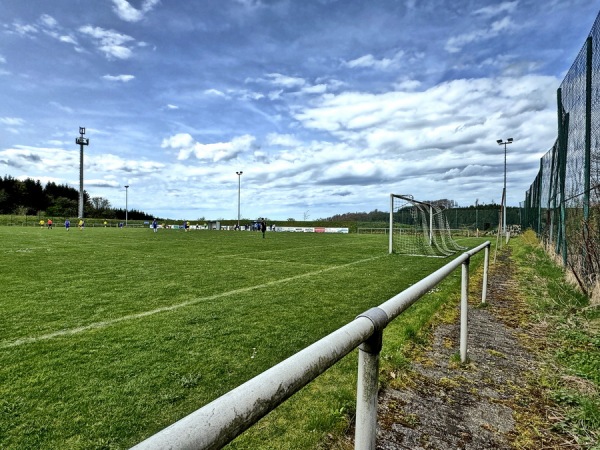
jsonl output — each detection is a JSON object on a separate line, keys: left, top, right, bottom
{"left": 389, "top": 194, "right": 467, "bottom": 256}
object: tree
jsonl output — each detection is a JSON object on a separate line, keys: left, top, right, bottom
{"left": 0, "top": 175, "right": 152, "bottom": 219}
{"left": 0, "top": 189, "right": 8, "bottom": 213}
{"left": 89, "top": 197, "right": 113, "bottom": 217}
{"left": 22, "top": 178, "right": 46, "bottom": 214}
{"left": 46, "top": 197, "right": 78, "bottom": 217}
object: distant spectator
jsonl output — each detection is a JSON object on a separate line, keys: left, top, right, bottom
{"left": 65, "top": 219, "right": 70, "bottom": 231}
{"left": 261, "top": 219, "right": 266, "bottom": 238}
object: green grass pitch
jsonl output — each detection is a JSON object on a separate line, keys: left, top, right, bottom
{"left": 0, "top": 226, "right": 486, "bottom": 449}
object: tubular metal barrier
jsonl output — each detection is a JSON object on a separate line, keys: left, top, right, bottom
{"left": 132, "top": 241, "right": 491, "bottom": 450}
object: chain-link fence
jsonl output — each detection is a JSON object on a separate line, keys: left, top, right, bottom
{"left": 521, "top": 11, "right": 600, "bottom": 296}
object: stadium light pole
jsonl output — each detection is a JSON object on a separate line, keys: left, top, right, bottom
{"left": 124, "top": 185, "right": 129, "bottom": 227}
{"left": 496, "top": 138, "right": 513, "bottom": 235}
{"left": 75, "top": 127, "right": 89, "bottom": 219}
{"left": 236, "top": 171, "right": 243, "bottom": 229}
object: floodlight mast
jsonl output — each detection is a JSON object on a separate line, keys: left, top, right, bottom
{"left": 124, "top": 185, "right": 130, "bottom": 226}
{"left": 236, "top": 171, "right": 243, "bottom": 228}
{"left": 496, "top": 138, "right": 513, "bottom": 235}
{"left": 75, "top": 127, "right": 89, "bottom": 219}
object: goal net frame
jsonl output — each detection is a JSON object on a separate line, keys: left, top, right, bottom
{"left": 388, "top": 194, "right": 467, "bottom": 257}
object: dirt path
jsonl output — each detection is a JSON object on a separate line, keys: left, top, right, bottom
{"left": 374, "top": 249, "right": 573, "bottom": 449}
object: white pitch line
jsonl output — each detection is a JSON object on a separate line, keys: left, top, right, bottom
{"left": 1, "top": 255, "right": 385, "bottom": 349}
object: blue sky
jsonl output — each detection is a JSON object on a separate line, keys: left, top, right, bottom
{"left": 0, "top": 0, "right": 598, "bottom": 221}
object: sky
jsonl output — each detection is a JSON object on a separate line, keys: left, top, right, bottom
{"left": 1, "top": 0, "right": 598, "bottom": 221}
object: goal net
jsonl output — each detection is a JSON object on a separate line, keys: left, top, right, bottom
{"left": 388, "top": 194, "right": 467, "bottom": 256}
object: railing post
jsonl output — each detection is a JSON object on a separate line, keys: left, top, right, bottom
{"left": 482, "top": 245, "right": 489, "bottom": 304}
{"left": 460, "top": 257, "right": 470, "bottom": 363}
{"left": 355, "top": 308, "right": 388, "bottom": 450}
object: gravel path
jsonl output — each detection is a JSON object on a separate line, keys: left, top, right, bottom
{"left": 374, "top": 249, "right": 571, "bottom": 449}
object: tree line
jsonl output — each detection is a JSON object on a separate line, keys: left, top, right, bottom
{"left": 0, "top": 175, "right": 153, "bottom": 220}
{"left": 323, "top": 200, "right": 520, "bottom": 229}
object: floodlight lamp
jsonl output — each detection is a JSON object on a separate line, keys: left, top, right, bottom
{"left": 496, "top": 139, "right": 503, "bottom": 144}
{"left": 124, "top": 185, "right": 129, "bottom": 189}
{"left": 79, "top": 127, "right": 86, "bottom": 135}
{"left": 508, "top": 138, "right": 513, "bottom": 142}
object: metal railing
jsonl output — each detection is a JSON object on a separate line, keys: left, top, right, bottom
{"left": 131, "top": 241, "right": 491, "bottom": 450}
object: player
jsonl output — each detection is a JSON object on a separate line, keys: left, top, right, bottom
{"left": 65, "top": 219, "right": 70, "bottom": 231}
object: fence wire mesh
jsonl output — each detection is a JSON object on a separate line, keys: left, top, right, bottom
{"left": 521, "top": 11, "right": 600, "bottom": 295}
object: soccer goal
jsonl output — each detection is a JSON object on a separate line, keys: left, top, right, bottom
{"left": 388, "top": 194, "right": 467, "bottom": 256}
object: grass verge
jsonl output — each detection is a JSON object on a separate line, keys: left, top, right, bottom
{"left": 512, "top": 230, "right": 600, "bottom": 448}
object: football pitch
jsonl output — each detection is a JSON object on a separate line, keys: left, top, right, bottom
{"left": 0, "top": 226, "right": 487, "bottom": 449}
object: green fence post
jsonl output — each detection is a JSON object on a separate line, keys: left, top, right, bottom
{"left": 585, "top": 36, "right": 592, "bottom": 223}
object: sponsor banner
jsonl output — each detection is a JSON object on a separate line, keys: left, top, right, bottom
{"left": 274, "top": 226, "right": 349, "bottom": 234}
{"left": 324, "top": 228, "right": 349, "bottom": 233}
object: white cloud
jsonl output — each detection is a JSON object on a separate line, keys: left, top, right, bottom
{"left": 46, "top": 140, "right": 65, "bottom": 146}
{"left": 0, "top": 117, "right": 25, "bottom": 126}
{"left": 266, "top": 133, "right": 301, "bottom": 147}
{"left": 39, "top": 14, "right": 58, "bottom": 28}
{"left": 166, "top": 104, "right": 179, "bottom": 110}
{"left": 161, "top": 133, "right": 256, "bottom": 162}
{"left": 301, "top": 84, "right": 327, "bottom": 95}
{"left": 294, "top": 75, "right": 557, "bottom": 159}
{"left": 59, "top": 35, "right": 78, "bottom": 45}
{"left": 111, "top": 0, "right": 160, "bottom": 22}
{"left": 268, "top": 90, "right": 284, "bottom": 100}
{"left": 49, "top": 102, "right": 75, "bottom": 113}
{"left": 103, "top": 74, "right": 135, "bottom": 82}
{"left": 79, "top": 25, "right": 135, "bottom": 59}
{"left": 88, "top": 153, "right": 165, "bottom": 174}
{"left": 445, "top": 17, "right": 515, "bottom": 53}
{"left": 344, "top": 51, "right": 403, "bottom": 70}
{"left": 10, "top": 15, "right": 83, "bottom": 51}
{"left": 235, "top": 0, "right": 264, "bottom": 8}
{"left": 0, "top": 146, "right": 77, "bottom": 172}
{"left": 393, "top": 79, "right": 422, "bottom": 91}
{"left": 239, "top": 90, "right": 265, "bottom": 101}
{"left": 12, "top": 22, "right": 38, "bottom": 36}
{"left": 474, "top": 1, "right": 518, "bottom": 19}
{"left": 204, "top": 88, "right": 228, "bottom": 98}
{"left": 266, "top": 73, "right": 306, "bottom": 88}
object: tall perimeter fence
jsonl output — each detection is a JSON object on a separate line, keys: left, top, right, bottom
{"left": 521, "top": 11, "right": 600, "bottom": 296}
